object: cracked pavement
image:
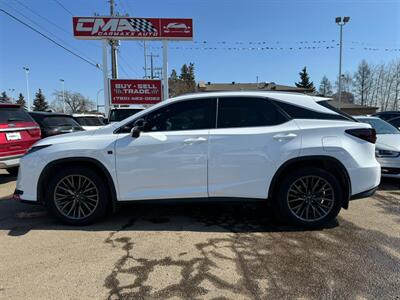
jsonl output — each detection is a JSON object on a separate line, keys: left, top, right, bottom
{"left": 0, "top": 170, "right": 399, "bottom": 299}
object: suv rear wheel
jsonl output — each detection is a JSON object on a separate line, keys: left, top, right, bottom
{"left": 274, "top": 168, "right": 343, "bottom": 228}
{"left": 48, "top": 166, "right": 109, "bottom": 225}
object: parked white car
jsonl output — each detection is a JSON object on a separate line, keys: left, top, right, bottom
{"left": 15, "top": 91, "right": 380, "bottom": 227}
{"left": 356, "top": 116, "right": 400, "bottom": 178}
{"left": 72, "top": 114, "right": 106, "bottom": 131}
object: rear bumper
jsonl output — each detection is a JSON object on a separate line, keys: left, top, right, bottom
{"left": 0, "top": 154, "right": 22, "bottom": 169}
{"left": 350, "top": 186, "right": 378, "bottom": 200}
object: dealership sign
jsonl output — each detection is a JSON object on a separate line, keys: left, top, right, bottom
{"left": 73, "top": 17, "right": 193, "bottom": 40}
{"left": 110, "top": 79, "right": 162, "bottom": 105}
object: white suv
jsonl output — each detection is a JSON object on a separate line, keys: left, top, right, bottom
{"left": 15, "top": 91, "right": 381, "bottom": 227}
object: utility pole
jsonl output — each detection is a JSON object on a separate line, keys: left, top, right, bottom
{"left": 109, "top": 0, "right": 118, "bottom": 79}
{"left": 145, "top": 53, "right": 159, "bottom": 79}
{"left": 143, "top": 41, "right": 148, "bottom": 78}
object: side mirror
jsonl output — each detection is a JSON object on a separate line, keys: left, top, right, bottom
{"left": 130, "top": 126, "right": 141, "bottom": 138}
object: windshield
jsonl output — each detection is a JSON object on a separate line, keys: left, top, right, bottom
{"left": 0, "top": 107, "right": 33, "bottom": 123}
{"left": 109, "top": 109, "right": 143, "bottom": 122}
{"left": 358, "top": 118, "right": 400, "bottom": 134}
{"left": 42, "top": 116, "right": 81, "bottom": 127}
{"left": 75, "top": 116, "right": 104, "bottom": 126}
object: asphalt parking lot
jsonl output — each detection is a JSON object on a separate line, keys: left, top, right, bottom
{"left": 0, "top": 170, "right": 399, "bottom": 299}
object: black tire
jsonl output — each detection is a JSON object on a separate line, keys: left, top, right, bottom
{"left": 274, "top": 168, "right": 343, "bottom": 228}
{"left": 48, "top": 166, "right": 109, "bottom": 225}
{"left": 6, "top": 167, "right": 19, "bottom": 177}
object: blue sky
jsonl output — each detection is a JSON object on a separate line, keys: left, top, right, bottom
{"left": 0, "top": 0, "right": 399, "bottom": 108}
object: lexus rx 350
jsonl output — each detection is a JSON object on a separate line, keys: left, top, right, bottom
{"left": 15, "top": 92, "right": 380, "bottom": 227}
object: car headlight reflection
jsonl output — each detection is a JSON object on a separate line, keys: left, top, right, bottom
{"left": 375, "top": 149, "right": 400, "bottom": 158}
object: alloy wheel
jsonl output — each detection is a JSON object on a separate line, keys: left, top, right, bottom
{"left": 287, "top": 175, "right": 335, "bottom": 222}
{"left": 54, "top": 175, "right": 99, "bottom": 220}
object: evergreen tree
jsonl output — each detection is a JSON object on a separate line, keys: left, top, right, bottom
{"left": 0, "top": 91, "right": 11, "bottom": 103}
{"left": 318, "top": 76, "right": 333, "bottom": 96}
{"left": 295, "top": 67, "right": 315, "bottom": 92}
{"left": 32, "top": 89, "right": 49, "bottom": 111}
{"left": 16, "top": 93, "right": 27, "bottom": 109}
{"left": 180, "top": 64, "right": 189, "bottom": 81}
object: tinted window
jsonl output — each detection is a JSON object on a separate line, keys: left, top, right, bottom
{"left": 0, "top": 107, "right": 33, "bottom": 123}
{"left": 374, "top": 113, "right": 400, "bottom": 121}
{"left": 388, "top": 117, "right": 400, "bottom": 128}
{"left": 217, "top": 97, "right": 287, "bottom": 128}
{"left": 109, "top": 109, "right": 144, "bottom": 122}
{"left": 144, "top": 98, "right": 216, "bottom": 132}
{"left": 75, "top": 116, "right": 104, "bottom": 126}
{"left": 42, "top": 116, "right": 81, "bottom": 127}
{"left": 274, "top": 101, "right": 350, "bottom": 121}
{"left": 358, "top": 118, "right": 399, "bottom": 134}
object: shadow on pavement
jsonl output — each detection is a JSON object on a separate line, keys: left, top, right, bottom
{"left": 0, "top": 199, "right": 338, "bottom": 236}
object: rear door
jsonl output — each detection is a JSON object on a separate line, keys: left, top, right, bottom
{"left": 208, "top": 97, "right": 301, "bottom": 199}
{"left": 0, "top": 107, "right": 40, "bottom": 158}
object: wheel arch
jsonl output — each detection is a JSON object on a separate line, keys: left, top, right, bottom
{"left": 268, "top": 155, "right": 351, "bottom": 209}
{"left": 37, "top": 157, "right": 118, "bottom": 211}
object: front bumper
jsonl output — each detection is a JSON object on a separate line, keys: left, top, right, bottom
{"left": 0, "top": 154, "right": 22, "bottom": 169}
{"left": 377, "top": 156, "right": 400, "bottom": 178}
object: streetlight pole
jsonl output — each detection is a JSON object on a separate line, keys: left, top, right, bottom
{"left": 96, "top": 88, "right": 104, "bottom": 112}
{"left": 23, "top": 67, "right": 30, "bottom": 110}
{"left": 60, "top": 79, "right": 65, "bottom": 113}
{"left": 335, "top": 16, "right": 350, "bottom": 110}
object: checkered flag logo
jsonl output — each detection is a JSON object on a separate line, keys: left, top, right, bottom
{"left": 128, "top": 19, "right": 157, "bottom": 33}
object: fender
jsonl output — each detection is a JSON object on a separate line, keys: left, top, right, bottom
{"left": 37, "top": 157, "right": 118, "bottom": 212}
{"left": 268, "top": 155, "right": 352, "bottom": 208}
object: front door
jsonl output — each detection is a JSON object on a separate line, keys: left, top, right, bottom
{"left": 115, "top": 98, "right": 216, "bottom": 201}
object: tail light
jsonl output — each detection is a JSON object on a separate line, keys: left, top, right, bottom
{"left": 345, "top": 128, "right": 377, "bottom": 144}
{"left": 27, "top": 127, "right": 41, "bottom": 138}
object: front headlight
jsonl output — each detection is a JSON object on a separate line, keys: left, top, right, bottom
{"left": 26, "top": 144, "right": 52, "bottom": 155}
{"left": 375, "top": 149, "right": 400, "bottom": 158}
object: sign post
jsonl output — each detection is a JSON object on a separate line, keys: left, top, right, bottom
{"left": 162, "top": 41, "right": 169, "bottom": 100}
{"left": 102, "top": 40, "right": 110, "bottom": 116}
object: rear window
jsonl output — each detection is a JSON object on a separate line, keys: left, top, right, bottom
{"left": 358, "top": 118, "right": 399, "bottom": 134}
{"left": 42, "top": 116, "right": 80, "bottom": 127}
{"left": 75, "top": 116, "right": 104, "bottom": 126}
{"left": 109, "top": 109, "right": 143, "bottom": 122}
{"left": 0, "top": 107, "right": 33, "bottom": 123}
{"left": 274, "top": 100, "right": 353, "bottom": 121}
{"left": 218, "top": 97, "right": 287, "bottom": 128}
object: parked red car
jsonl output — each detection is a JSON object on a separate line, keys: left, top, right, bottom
{"left": 0, "top": 104, "right": 41, "bottom": 175}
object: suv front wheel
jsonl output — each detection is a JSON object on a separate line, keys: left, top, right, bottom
{"left": 275, "top": 168, "right": 343, "bottom": 228}
{"left": 48, "top": 166, "right": 109, "bottom": 225}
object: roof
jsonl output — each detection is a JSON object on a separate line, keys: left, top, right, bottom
{"left": 197, "top": 81, "right": 312, "bottom": 93}
{"left": 0, "top": 103, "right": 20, "bottom": 108}
{"left": 327, "top": 99, "right": 378, "bottom": 110}
{"left": 73, "top": 113, "right": 104, "bottom": 117}
{"left": 167, "top": 91, "right": 339, "bottom": 116}
{"left": 29, "top": 111, "right": 72, "bottom": 117}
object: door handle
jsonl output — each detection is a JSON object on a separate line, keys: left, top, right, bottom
{"left": 273, "top": 133, "right": 297, "bottom": 141}
{"left": 184, "top": 137, "right": 207, "bottom": 145}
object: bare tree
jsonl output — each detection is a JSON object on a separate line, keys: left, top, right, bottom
{"left": 318, "top": 76, "right": 333, "bottom": 96}
{"left": 51, "top": 90, "right": 95, "bottom": 114}
{"left": 353, "top": 60, "right": 372, "bottom": 105}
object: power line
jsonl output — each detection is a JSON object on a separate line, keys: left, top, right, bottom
{"left": 14, "top": 0, "right": 71, "bottom": 35}
{"left": 3, "top": 2, "right": 99, "bottom": 63}
{"left": 53, "top": 0, "right": 74, "bottom": 16}
{"left": 119, "top": 53, "right": 142, "bottom": 77}
{"left": 0, "top": 9, "right": 101, "bottom": 70}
